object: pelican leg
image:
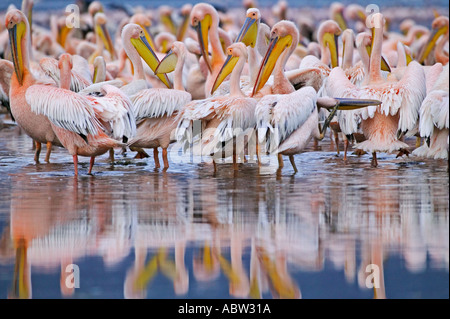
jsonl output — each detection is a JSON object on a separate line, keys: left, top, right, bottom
{"left": 154, "top": 148, "right": 160, "bottom": 169}
{"left": 162, "top": 148, "right": 169, "bottom": 170}
{"left": 88, "top": 156, "right": 95, "bottom": 175}
{"left": 289, "top": 155, "right": 298, "bottom": 173}
{"left": 334, "top": 131, "right": 340, "bottom": 155}
{"left": 213, "top": 159, "right": 217, "bottom": 173}
{"left": 278, "top": 153, "right": 284, "bottom": 169}
{"left": 343, "top": 138, "right": 349, "bottom": 161}
{"left": 233, "top": 137, "right": 238, "bottom": 171}
{"left": 415, "top": 136, "right": 421, "bottom": 148}
{"left": 108, "top": 148, "right": 115, "bottom": 162}
{"left": 371, "top": 152, "right": 378, "bottom": 168}
{"left": 73, "top": 155, "right": 78, "bottom": 176}
{"left": 45, "top": 141, "right": 52, "bottom": 163}
{"left": 255, "top": 130, "right": 261, "bottom": 167}
{"left": 34, "top": 141, "right": 41, "bottom": 163}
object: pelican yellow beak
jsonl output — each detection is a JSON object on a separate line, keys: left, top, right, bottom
{"left": 58, "top": 24, "right": 71, "bottom": 48}
{"left": 211, "top": 53, "right": 239, "bottom": 94}
{"left": 333, "top": 12, "right": 348, "bottom": 31}
{"left": 406, "top": 52, "right": 413, "bottom": 65}
{"left": 141, "top": 24, "right": 157, "bottom": 52}
{"left": 194, "top": 14, "right": 212, "bottom": 73}
{"left": 252, "top": 34, "right": 293, "bottom": 96}
{"left": 318, "top": 97, "right": 382, "bottom": 139}
{"left": 8, "top": 22, "right": 26, "bottom": 86}
{"left": 161, "top": 13, "right": 177, "bottom": 35}
{"left": 96, "top": 23, "right": 116, "bottom": 60}
{"left": 177, "top": 12, "right": 191, "bottom": 41}
{"left": 417, "top": 24, "right": 448, "bottom": 64}
{"left": 155, "top": 48, "right": 177, "bottom": 74}
{"left": 356, "top": 10, "right": 366, "bottom": 22}
{"left": 131, "top": 34, "right": 172, "bottom": 88}
{"left": 235, "top": 16, "right": 258, "bottom": 48}
{"left": 323, "top": 31, "right": 340, "bottom": 68}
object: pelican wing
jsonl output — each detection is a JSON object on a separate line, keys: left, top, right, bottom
{"left": 0, "top": 60, "right": 13, "bottom": 103}
{"left": 26, "top": 85, "right": 101, "bottom": 136}
{"left": 85, "top": 84, "right": 137, "bottom": 140}
{"left": 393, "top": 61, "right": 426, "bottom": 135}
{"left": 39, "top": 57, "right": 92, "bottom": 92}
{"left": 325, "top": 67, "right": 363, "bottom": 135}
{"left": 419, "top": 90, "right": 449, "bottom": 138}
{"left": 256, "top": 86, "right": 317, "bottom": 152}
{"left": 131, "top": 88, "right": 192, "bottom": 121}
{"left": 213, "top": 97, "right": 258, "bottom": 142}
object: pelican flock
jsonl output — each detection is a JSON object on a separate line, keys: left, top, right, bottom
{"left": 0, "top": 0, "right": 448, "bottom": 175}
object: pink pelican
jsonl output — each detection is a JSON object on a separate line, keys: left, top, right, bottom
{"left": 325, "top": 13, "right": 426, "bottom": 167}
{"left": 252, "top": 21, "right": 381, "bottom": 173}
{"left": 121, "top": 23, "right": 191, "bottom": 169}
{"left": 6, "top": 9, "right": 61, "bottom": 163}
{"left": 25, "top": 54, "right": 134, "bottom": 175}
{"left": 413, "top": 64, "right": 448, "bottom": 160}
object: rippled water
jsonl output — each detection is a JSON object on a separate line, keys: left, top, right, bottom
{"left": 0, "top": 117, "right": 448, "bottom": 299}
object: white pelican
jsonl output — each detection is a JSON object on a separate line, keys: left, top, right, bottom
{"left": 6, "top": 9, "right": 62, "bottom": 163}
{"left": 418, "top": 16, "right": 449, "bottom": 66}
{"left": 190, "top": 3, "right": 226, "bottom": 98}
{"left": 177, "top": 42, "right": 257, "bottom": 171}
{"left": 325, "top": 13, "right": 426, "bottom": 167}
{"left": 122, "top": 23, "right": 191, "bottom": 169}
{"left": 25, "top": 53, "right": 135, "bottom": 175}
{"left": 413, "top": 64, "right": 448, "bottom": 159}
{"left": 252, "top": 21, "right": 381, "bottom": 172}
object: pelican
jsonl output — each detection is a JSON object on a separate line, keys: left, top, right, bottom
{"left": 325, "top": 13, "right": 426, "bottom": 167}
{"left": 6, "top": 9, "right": 61, "bottom": 163}
{"left": 413, "top": 64, "right": 448, "bottom": 159}
{"left": 88, "top": 12, "right": 116, "bottom": 64}
{"left": 177, "top": 42, "right": 258, "bottom": 170}
{"left": 252, "top": 21, "right": 381, "bottom": 172}
{"left": 190, "top": 3, "right": 226, "bottom": 98}
{"left": 24, "top": 53, "right": 134, "bottom": 175}
{"left": 123, "top": 23, "right": 191, "bottom": 169}
{"left": 418, "top": 16, "right": 449, "bottom": 66}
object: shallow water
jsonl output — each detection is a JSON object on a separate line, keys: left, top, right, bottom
{"left": 0, "top": 118, "right": 448, "bottom": 299}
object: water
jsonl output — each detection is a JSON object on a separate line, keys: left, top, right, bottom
{"left": 0, "top": 120, "right": 448, "bottom": 299}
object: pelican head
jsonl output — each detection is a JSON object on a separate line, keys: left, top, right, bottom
{"left": 177, "top": 4, "right": 193, "bottom": 41}
{"left": 155, "top": 32, "right": 177, "bottom": 53}
{"left": 355, "top": 31, "right": 372, "bottom": 49}
{"left": 341, "top": 28, "right": 355, "bottom": 69}
{"left": 190, "top": 3, "right": 219, "bottom": 73}
{"left": 6, "top": 9, "right": 30, "bottom": 86}
{"left": 94, "top": 12, "right": 116, "bottom": 60}
{"left": 329, "top": 2, "right": 347, "bottom": 30}
{"left": 122, "top": 23, "right": 172, "bottom": 88}
{"left": 399, "top": 19, "right": 415, "bottom": 35}
{"left": 130, "top": 13, "right": 157, "bottom": 51}
{"left": 345, "top": 4, "right": 366, "bottom": 23}
{"left": 235, "top": 8, "right": 260, "bottom": 48}
{"left": 58, "top": 53, "right": 73, "bottom": 70}
{"left": 159, "top": 5, "right": 176, "bottom": 35}
{"left": 88, "top": 1, "right": 104, "bottom": 18}
{"left": 317, "top": 20, "right": 342, "bottom": 68}
{"left": 252, "top": 20, "right": 299, "bottom": 96}
{"left": 418, "top": 16, "right": 449, "bottom": 64}
{"left": 211, "top": 42, "right": 248, "bottom": 94}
